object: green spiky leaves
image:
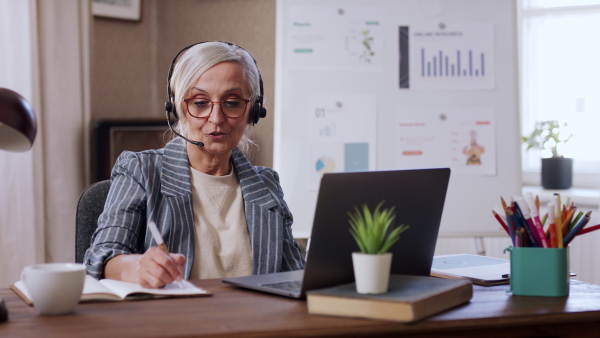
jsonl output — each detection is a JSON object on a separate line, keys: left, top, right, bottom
{"left": 348, "top": 201, "right": 409, "bottom": 255}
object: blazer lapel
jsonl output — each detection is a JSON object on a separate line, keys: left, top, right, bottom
{"left": 161, "top": 138, "right": 192, "bottom": 197}
{"left": 232, "top": 148, "right": 282, "bottom": 274}
{"left": 159, "top": 138, "right": 195, "bottom": 277}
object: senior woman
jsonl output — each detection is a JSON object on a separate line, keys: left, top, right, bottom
{"left": 84, "top": 42, "right": 305, "bottom": 288}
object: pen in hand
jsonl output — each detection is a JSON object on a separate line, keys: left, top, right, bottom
{"left": 147, "top": 221, "right": 183, "bottom": 288}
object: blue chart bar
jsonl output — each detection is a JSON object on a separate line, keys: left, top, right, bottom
{"left": 445, "top": 56, "right": 448, "bottom": 76}
{"left": 457, "top": 51, "right": 461, "bottom": 76}
{"left": 481, "top": 53, "right": 485, "bottom": 76}
{"left": 469, "top": 50, "right": 472, "bottom": 76}
{"left": 421, "top": 48, "right": 486, "bottom": 78}
{"left": 421, "top": 48, "right": 425, "bottom": 77}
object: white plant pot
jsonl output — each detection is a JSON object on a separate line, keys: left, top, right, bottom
{"left": 352, "top": 252, "right": 393, "bottom": 294}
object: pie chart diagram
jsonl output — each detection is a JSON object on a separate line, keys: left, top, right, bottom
{"left": 315, "top": 157, "right": 336, "bottom": 175}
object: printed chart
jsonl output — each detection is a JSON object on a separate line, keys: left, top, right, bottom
{"left": 307, "top": 96, "right": 377, "bottom": 189}
{"left": 399, "top": 23, "right": 495, "bottom": 90}
{"left": 286, "top": 6, "right": 384, "bottom": 72}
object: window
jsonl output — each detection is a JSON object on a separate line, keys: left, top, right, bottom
{"left": 520, "top": 0, "right": 600, "bottom": 187}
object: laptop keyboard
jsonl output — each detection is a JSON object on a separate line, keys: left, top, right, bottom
{"left": 260, "top": 280, "right": 303, "bottom": 292}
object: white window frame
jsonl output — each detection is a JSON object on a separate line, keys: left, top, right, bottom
{"left": 519, "top": 0, "right": 600, "bottom": 189}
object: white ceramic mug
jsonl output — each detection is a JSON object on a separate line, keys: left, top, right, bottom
{"left": 21, "top": 263, "right": 86, "bottom": 315}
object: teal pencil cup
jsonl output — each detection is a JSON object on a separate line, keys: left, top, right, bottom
{"left": 508, "top": 247, "right": 569, "bottom": 297}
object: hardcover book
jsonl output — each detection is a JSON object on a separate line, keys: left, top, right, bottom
{"left": 307, "top": 274, "right": 472, "bottom": 323}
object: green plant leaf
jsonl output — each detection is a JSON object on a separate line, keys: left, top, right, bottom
{"left": 379, "top": 224, "right": 409, "bottom": 254}
{"left": 348, "top": 207, "right": 368, "bottom": 253}
{"left": 347, "top": 201, "right": 409, "bottom": 254}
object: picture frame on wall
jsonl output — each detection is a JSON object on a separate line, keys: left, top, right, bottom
{"left": 92, "top": 0, "right": 141, "bottom": 21}
{"left": 93, "top": 119, "right": 169, "bottom": 182}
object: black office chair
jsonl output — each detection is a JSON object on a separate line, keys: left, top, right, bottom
{"left": 75, "top": 180, "right": 111, "bottom": 263}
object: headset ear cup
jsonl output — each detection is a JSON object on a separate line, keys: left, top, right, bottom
{"left": 251, "top": 98, "right": 267, "bottom": 125}
{"left": 259, "top": 106, "right": 267, "bottom": 119}
{"left": 252, "top": 101, "right": 261, "bottom": 124}
{"left": 165, "top": 100, "right": 179, "bottom": 122}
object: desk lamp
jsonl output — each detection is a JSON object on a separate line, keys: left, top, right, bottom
{"left": 0, "top": 88, "right": 37, "bottom": 151}
{"left": 0, "top": 87, "right": 38, "bottom": 322}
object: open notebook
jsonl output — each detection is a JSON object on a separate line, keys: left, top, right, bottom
{"left": 11, "top": 275, "right": 211, "bottom": 304}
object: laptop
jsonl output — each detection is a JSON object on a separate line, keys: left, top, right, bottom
{"left": 222, "top": 168, "right": 451, "bottom": 298}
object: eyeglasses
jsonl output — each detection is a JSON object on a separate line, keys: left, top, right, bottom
{"left": 183, "top": 96, "right": 252, "bottom": 119}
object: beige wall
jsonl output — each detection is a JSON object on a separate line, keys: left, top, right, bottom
{"left": 91, "top": 0, "right": 276, "bottom": 168}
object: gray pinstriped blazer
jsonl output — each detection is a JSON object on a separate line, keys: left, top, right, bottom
{"left": 84, "top": 138, "right": 305, "bottom": 279}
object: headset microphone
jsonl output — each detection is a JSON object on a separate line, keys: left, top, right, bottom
{"left": 165, "top": 103, "right": 204, "bottom": 148}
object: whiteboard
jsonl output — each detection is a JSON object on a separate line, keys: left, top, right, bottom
{"left": 274, "top": 0, "right": 521, "bottom": 238}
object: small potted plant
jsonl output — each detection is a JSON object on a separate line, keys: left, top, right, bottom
{"left": 522, "top": 120, "right": 573, "bottom": 189}
{"left": 349, "top": 201, "right": 409, "bottom": 294}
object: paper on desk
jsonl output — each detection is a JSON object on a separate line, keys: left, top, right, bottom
{"left": 431, "top": 254, "right": 510, "bottom": 284}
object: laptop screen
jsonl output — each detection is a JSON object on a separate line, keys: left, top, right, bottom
{"left": 301, "top": 168, "right": 451, "bottom": 294}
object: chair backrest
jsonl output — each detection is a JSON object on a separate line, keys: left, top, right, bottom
{"left": 75, "top": 180, "right": 111, "bottom": 263}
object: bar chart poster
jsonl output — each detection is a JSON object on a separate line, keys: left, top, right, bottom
{"left": 399, "top": 23, "right": 495, "bottom": 90}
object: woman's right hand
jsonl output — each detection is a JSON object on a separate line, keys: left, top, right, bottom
{"left": 136, "top": 247, "right": 185, "bottom": 288}
{"left": 105, "top": 248, "right": 186, "bottom": 288}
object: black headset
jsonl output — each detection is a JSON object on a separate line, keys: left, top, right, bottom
{"left": 164, "top": 41, "right": 267, "bottom": 126}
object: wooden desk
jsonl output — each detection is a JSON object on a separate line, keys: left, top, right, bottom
{"left": 1, "top": 279, "right": 600, "bottom": 337}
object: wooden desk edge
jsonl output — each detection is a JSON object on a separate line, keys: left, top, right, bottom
{"left": 0, "top": 278, "right": 599, "bottom": 337}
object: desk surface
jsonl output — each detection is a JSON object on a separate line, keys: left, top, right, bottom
{"left": 1, "top": 278, "right": 600, "bottom": 337}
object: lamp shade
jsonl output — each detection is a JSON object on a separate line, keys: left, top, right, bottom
{"left": 0, "top": 88, "right": 37, "bottom": 152}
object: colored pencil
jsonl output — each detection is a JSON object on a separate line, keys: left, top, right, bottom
{"left": 541, "top": 212, "right": 548, "bottom": 226}
{"left": 505, "top": 207, "right": 521, "bottom": 245}
{"left": 563, "top": 211, "right": 592, "bottom": 246}
{"left": 554, "top": 195, "right": 564, "bottom": 248}
{"left": 560, "top": 208, "right": 576, "bottom": 238}
{"left": 492, "top": 208, "right": 510, "bottom": 236}
{"left": 513, "top": 200, "right": 539, "bottom": 247}
{"left": 547, "top": 203, "right": 557, "bottom": 248}
{"left": 523, "top": 193, "right": 549, "bottom": 248}
{"left": 500, "top": 197, "right": 508, "bottom": 213}
{"left": 569, "top": 211, "right": 584, "bottom": 232}
{"left": 578, "top": 223, "right": 600, "bottom": 236}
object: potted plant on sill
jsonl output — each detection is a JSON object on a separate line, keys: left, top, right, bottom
{"left": 349, "top": 201, "right": 409, "bottom": 294}
{"left": 522, "top": 120, "right": 573, "bottom": 189}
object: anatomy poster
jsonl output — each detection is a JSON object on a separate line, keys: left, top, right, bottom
{"left": 395, "top": 107, "right": 496, "bottom": 176}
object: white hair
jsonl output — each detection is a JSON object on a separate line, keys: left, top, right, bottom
{"left": 169, "top": 41, "right": 260, "bottom": 154}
